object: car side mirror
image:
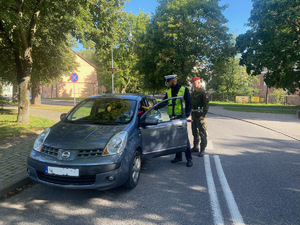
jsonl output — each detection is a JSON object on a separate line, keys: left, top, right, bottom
{"left": 141, "top": 117, "right": 158, "bottom": 126}
{"left": 60, "top": 113, "right": 67, "bottom": 121}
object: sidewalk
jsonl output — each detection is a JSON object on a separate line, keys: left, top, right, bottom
{"left": 0, "top": 107, "right": 61, "bottom": 198}
{"left": 0, "top": 106, "right": 299, "bottom": 198}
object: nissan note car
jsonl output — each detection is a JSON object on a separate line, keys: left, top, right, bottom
{"left": 27, "top": 94, "right": 188, "bottom": 190}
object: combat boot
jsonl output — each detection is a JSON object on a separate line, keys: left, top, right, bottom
{"left": 198, "top": 147, "right": 205, "bottom": 157}
{"left": 191, "top": 145, "right": 199, "bottom": 152}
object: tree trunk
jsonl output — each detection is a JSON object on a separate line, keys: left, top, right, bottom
{"left": 12, "top": 85, "right": 19, "bottom": 102}
{"left": 14, "top": 0, "right": 41, "bottom": 123}
{"left": 17, "top": 75, "right": 31, "bottom": 123}
{"left": 16, "top": 47, "right": 33, "bottom": 124}
{"left": 31, "top": 85, "right": 41, "bottom": 105}
{"left": 121, "top": 78, "right": 131, "bottom": 93}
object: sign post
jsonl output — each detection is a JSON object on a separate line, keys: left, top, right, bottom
{"left": 70, "top": 73, "right": 79, "bottom": 106}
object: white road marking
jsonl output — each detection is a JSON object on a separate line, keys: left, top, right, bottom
{"left": 204, "top": 155, "right": 224, "bottom": 225}
{"left": 214, "top": 155, "right": 245, "bottom": 225}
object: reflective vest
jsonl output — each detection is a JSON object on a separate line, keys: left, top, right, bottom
{"left": 167, "top": 86, "right": 186, "bottom": 116}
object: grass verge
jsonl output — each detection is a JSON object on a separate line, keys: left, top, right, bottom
{"left": 0, "top": 109, "right": 57, "bottom": 141}
{"left": 30, "top": 104, "right": 73, "bottom": 113}
{"left": 210, "top": 101, "right": 300, "bottom": 114}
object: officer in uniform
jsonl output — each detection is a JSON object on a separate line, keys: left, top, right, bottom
{"left": 163, "top": 74, "right": 193, "bottom": 167}
{"left": 190, "top": 77, "right": 209, "bottom": 157}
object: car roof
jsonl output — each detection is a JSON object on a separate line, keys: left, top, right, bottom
{"left": 86, "top": 94, "right": 154, "bottom": 101}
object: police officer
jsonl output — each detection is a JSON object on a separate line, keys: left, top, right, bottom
{"left": 190, "top": 77, "right": 209, "bottom": 157}
{"left": 163, "top": 74, "right": 193, "bottom": 167}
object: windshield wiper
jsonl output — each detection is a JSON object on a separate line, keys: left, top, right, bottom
{"left": 91, "top": 121, "right": 124, "bottom": 125}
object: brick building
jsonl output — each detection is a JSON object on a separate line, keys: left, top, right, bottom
{"left": 254, "top": 68, "right": 300, "bottom": 105}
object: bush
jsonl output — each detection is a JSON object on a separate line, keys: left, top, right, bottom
{"left": 0, "top": 95, "right": 9, "bottom": 108}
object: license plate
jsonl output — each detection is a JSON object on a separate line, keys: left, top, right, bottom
{"left": 45, "top": 166, "right": 79, "bottom": 177}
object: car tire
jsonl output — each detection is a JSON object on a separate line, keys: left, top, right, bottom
{"left": 124, "top": 150, "right": 141, "bottom": 189}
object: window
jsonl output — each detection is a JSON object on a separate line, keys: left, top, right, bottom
{"left": 67, "top": 98, "right": 136, "bottom": 124}
{"left": 145, "top": 98, "right": 183, "bottom": 123}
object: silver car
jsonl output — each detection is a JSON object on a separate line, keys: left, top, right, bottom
{"left": 27, "top": 94, "right": 188, "bottom": 190}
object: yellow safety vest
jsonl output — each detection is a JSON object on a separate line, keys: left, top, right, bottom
{"left": 167, "top": 86, "right": 186, "bottom": 116}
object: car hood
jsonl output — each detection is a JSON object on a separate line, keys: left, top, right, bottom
{"left": 44, "top": 122, "right": 127, "bottom": 149}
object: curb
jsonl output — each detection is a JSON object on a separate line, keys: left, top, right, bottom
{"left": 0, "top": 175, "right": 31, "bottom": 198}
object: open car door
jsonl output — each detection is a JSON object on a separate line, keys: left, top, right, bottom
{"left": 139, "top": 97, "right": 188, "bottom": 159}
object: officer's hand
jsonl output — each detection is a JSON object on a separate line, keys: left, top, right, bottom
{"left": 186, "top": 117, "right": 192, "bottom": 122}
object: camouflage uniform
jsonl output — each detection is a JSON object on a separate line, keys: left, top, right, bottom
{"left": 191, "top": 88, "right": 209, "bottom": 155}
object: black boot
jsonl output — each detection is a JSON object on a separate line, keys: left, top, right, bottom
{"left": 198, "top": 147, "right": 205, "bottom": 157}
{"left": 191, "top": 146, "right": 199, "bottom": 152}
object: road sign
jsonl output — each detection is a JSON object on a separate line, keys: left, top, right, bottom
{"left": 70, "top": 73, "right": 79, "bottom": 83}
{"left": 107, "top": 68, "right": 118, "bottom": 72}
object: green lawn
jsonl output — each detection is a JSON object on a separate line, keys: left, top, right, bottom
{"left": 0, "top": 109, "right": 57, "bottom": 141}
{"left": 30, "top": 104, "right": 73, "bottom": 113}
{"left": 210, "top": 101, "right": 300, "bottom": 114}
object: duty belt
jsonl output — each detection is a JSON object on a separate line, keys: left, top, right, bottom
{"left": 192, "top": 107, "right": 203, "bottom": 113}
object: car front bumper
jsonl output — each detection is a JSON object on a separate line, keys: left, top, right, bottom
{"left": 27, "top": 156, "right": 130, "bottom": 190}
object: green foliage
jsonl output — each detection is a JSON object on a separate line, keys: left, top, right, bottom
{"left": 208, "top": 57, "right": 260, "bottom": 101}
{"left": 236, "top": 0, "right": 300, "bottom": 93}
{"left": 78, "top": 49, "right": 99, "bottom": 66}
{"left": 0, "top": 0, "right": 127, "bottom": 122}
{"left": 94, "top": 11, "right": 150, "bottom": 94}
{"left": 270, "top": 88, "right": 287, "bottom": 104}
{"left": 136, "top": 0, "right": 233, "bottom": 91}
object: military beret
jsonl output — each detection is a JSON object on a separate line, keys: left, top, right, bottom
{"left": 191, "top": 77, "right": 200, "bottom": 83}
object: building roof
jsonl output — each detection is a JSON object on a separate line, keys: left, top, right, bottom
{"left": 74, "top": 52, "right": 97, "bottom": 69}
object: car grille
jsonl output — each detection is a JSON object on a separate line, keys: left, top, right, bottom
{"left": 41, "top": 145, "right": 59, "bottom": 157}
{"left": 77, "top": 149, "right": 103, "bottom": 158}
{"left": 41, "top": 145, "right": 103, "bottom": 158}
{"left": 37, "top": 171, "right": 95, "bottom": 185}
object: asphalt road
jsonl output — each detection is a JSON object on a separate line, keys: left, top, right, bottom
{"left": 0, "top": 115, "right": 299, "bottom": 225}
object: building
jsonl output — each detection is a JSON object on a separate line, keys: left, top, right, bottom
{"left": 254, "top": 68, "right": 300, "bottom": 105}
{"left": 42, "top": 53, "right": 102, "bottom": 98}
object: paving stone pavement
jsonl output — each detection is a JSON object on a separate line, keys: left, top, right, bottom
{"left": 0, "top": 106, "right": 61, "bottom": 198}
{"left": 0, "top": 135, "right": 38, "bottom": 197}
{"left": 0, "top": 105, "right": 299, "bottom": 198}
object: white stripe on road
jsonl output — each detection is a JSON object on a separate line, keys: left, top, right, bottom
{"left": 204, "top": 155, "right": 224, "bottom": 225}
{"left": 214, "top": 155, "right": 245, "bottom": 225}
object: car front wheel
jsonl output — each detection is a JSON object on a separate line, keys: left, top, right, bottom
{"left": 125, "top": 150, "right": 141, "bottom": 189}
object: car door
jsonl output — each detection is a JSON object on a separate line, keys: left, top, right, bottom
{"left": 139, "top": 97, "right": 188, "bottom": 158}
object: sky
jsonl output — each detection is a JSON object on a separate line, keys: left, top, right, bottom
{"left": 124, "top": 0, "right": 253, "bottom": 36}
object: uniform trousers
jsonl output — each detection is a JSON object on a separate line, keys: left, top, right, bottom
{"left": 174, "top": 130, "right": 192, "bottom": 161}
{"left": 191, "top": 116, "right": 207, "bottom": 150}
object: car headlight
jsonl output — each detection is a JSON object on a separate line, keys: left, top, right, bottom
{"left": 103, "top": 131, "right": 128, "bottom": 156}
{"left": 33, "top": 128, "right": 51, "bottom": 151}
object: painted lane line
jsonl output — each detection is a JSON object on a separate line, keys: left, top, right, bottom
{"left": 214, "top": 155, "right": 245, "bottom": 225}
{"left": 204, "top": 155, "right": 224, "bottom": 225}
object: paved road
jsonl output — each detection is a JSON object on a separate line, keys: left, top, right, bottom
{"left": 0, "top": 109, "right": 299, "bottom": 224}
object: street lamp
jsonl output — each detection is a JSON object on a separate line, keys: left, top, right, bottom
{"left": 111, "top": 46, "right": 114, "bottom": 94}
{"left": 110, "top": 22, "right": 133, "bottom": 94}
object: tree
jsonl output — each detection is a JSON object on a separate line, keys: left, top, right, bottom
{"left": 0, "top": 0, "right": 126, "bottom": 123}
{"left": 30, "top": 37, "right": 78, "bottom": 105}
{"left": 207, "top": 57, "right": 259, "bottom": 101}
{"left": 136, "top": 0, "right": 233, "bottom": 91}
{"left": 236, "top": 0, "right": 300, "bottom": 94}
{"left": 95, "top": 11, "right": 150, "bottom": 94}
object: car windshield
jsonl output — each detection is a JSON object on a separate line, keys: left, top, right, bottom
{"left": 66, "top": 98, "right": 136, "bottom": 124}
